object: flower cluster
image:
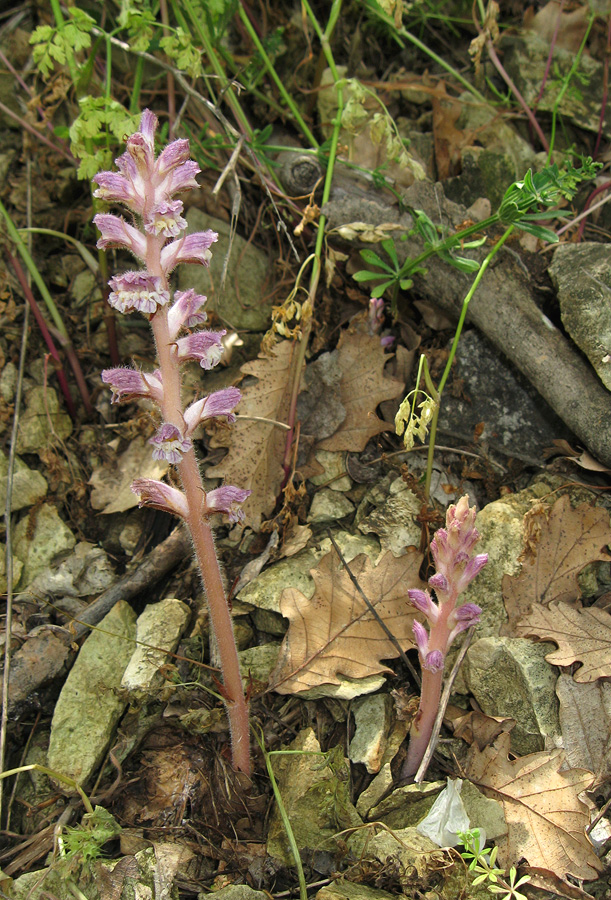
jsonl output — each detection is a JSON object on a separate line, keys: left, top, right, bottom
{"left": 402, "top": 496, "right": 488, "bottom": 779}
{"left": 408, "top": 497, "right": 487, "bottom": 673}
{"left": 96, "top": 109, "right": 250, "bottom": 525}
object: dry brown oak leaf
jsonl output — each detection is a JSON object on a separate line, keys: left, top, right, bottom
{"left": 518, "top": 600, "right": 611, "bottom": 683}
{"left": 270, "top": 547, "right": 426, "bottom": 694}
{"left": 465, "top": 732, "right": 601, "bottom": 882}
{"left": 316, "top": 329, "right": 404, "bottom": 452}
{"left": 207, "top": 340, "right": 299, "bottom": 532}
{"left": 502, "top": 495, "right": 611, "bottom": 635}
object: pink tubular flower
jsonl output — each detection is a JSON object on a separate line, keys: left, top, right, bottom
{"left": 423, "top": 650, "right": 445, "bottom": 673}
{"left": 412, "top": 620, "right": 430, "bottom": 660}
{"left": 160, "top": 230, "right": 218, "bottom": 274}
{"left": 407, "top": 588, "right": 439, "bottom": 623}
{"left": 167, "top": 289, "right": 208, "bottom": 340}
{"left": 101, "top": 367, "right": 163, "bottom": 404}
{"left": 108, "top": 271, "right": 170, "bottom": 315}
{"left": 131, "top": 478, "right": 189, "bottom": 519}
{"left": 149, "top": 423, "right": 192, "bottom": 464}
{"left": 93, "top": 213, "right": 148, "bottom": 259}
{"left": 93, "top": 110, "right": 201, "bottom": 216}
{"left": 144, "top": 200, "right": 187, "bottom": 238}
{"left": 183, "top": 387, "right": 242, "bottom": 435}
{"left": 176, "top": 330, "right": 226, "bottom": 369}
{"left": 204, "top": 485, "right": 251, "bottom": 523}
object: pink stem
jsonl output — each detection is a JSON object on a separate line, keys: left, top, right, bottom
{"left": 403, "top": 595, "right": 455, "bottom": 778}
{"left": 486, "top": 38, "right": 550, "bottom": 153}
{"left": 147, "top": 237, "right": 250, "bottom": 775}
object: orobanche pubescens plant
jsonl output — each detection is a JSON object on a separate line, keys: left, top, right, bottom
{"left": 402, "top": 496, "right": 487, "bottom": 779}
{"left": 94, "top": 109, "right": 252, "bottom": 774}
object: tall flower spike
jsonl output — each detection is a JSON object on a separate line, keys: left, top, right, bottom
{"left": 402, "top": 496, "right": 488, "bottom": 780}
{"left": 96, "top": 110, "right": 252, "bottom": 776}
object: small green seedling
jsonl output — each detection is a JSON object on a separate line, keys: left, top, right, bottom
{"left": 458, "top": 829, "right": 531, "bottom": 900}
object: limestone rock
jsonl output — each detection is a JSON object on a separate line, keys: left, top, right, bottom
{"left": 307, "top": 488, "right": 354, "bottom": 524}
{"left": 237, "top": 530, "right": 380, "bottom": 615}
{"left": 179, "top": 210, "right": 272, "bottom": 332}
{"left": 16, "top": 386, "right": 72, "bottom": 455}
{"left": 464, "top": 636, "right": 560, "bottom": 755}
{"left": 267, "top": 727, "right": 362, "bottom": 865}
{"left": 0, "top": 449, "right": 47, "bottom": 511}
{"left": 121, "top": 598, "right": 191, "bottom": 700}
{"left": 349, "top": 693, "right": 392, "bottom": 774}
{"left": 14, "top": 503, "right": 76, "bottom": 589}
{"left": 549, "top": 243, "right": 611, "bottom": 391}
{"left": 47, "top": 600, "right": 137, "bottom": 787}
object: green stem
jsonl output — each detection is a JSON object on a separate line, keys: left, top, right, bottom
{"left": 177, "top": 0, "right": 253, "bottom": 137}
{"left": 424, "top": 225, "right": 515, "bottom": 499}
{"left": 0, "top": 764, "right": 93, "bottom": 814}
{"left": 547, "top": 10, "right": 595, "bottom": 162}
{"left": 281, "top": 45, "right": 343, "bottom": 472}
{"left": 254, "top": 731, "right": 308, "bottom": 900}
{"left": 50, "top": 0, "right": 79, "bottom": 85}
{"left": 366, "top": 3, "right": 488, "bottom": 104}
{"left": 238, "top": 5, "right": 319, "bottom": 148}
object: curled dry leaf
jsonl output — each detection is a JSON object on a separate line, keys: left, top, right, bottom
{"left": 465, "top": 732, "right": 601, "bottom": 882}
{"left": 207, "top": 341, "right": 299, "bottom": 531}
{"left": 518, "top": 600, "right": 611, "bottom": 683}
{"left": 502, "top": 495, "right": 611, "bottom": 635}
{"left": 316, "top": 330, "right": 404, "bottom": 453}
{"left": 270, "top": 548, "right": 426, "bottom": 694}
{"left": 556, "top": 673, "right": 611, "bottom": 785}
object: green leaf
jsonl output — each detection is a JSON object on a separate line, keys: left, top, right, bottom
{"left": 352, "top": 270, "right": 390, "bottom": 283}
{"left": 381, "top": 237, "right": 399, "bottom": 268}
{"left": 515, "top": 220, "right": 559, "bottom": 242}
{"left": 359, "top": 248, "right": 394, "bottom": 271}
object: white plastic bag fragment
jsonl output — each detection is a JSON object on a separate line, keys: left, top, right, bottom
{"left": 416, "top": 778, "right": 471, "bottom": 847}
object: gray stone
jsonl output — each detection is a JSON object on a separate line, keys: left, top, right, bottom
{"left": 0, "top": 450, "right": 49, "bottom": 512}
{"left": 121, "top": 598, "right": 191, "bottom": 700}
{"left": 233, "top": 617, "right": 255, "bottom": 649}
{"left": 250, "top": 606, "right": 286, "bottom": 635}
{"left": 237, "top": 530, "right": 380, "bottom": 615}
{"left": 25, "top": 541, "right": 116, "bottom": 604}
{"left": 0, "top": 543, "right": 23, "bottom": 592}
{"left": 549, "top": 243, "right": 611, "bottom": 391}
{"left": 460, "top": 781, "right": 507, "bottom": 842}
{"left": 267, "top": 728, "right": 362, "bottom": 865}
{"left": 16, "top": 386, "right": 73, "bottom": 455}
{"left": 349, "top": 693, "right": 391, "bottom": 774}
{"left": 356, "top": 718, "right": 410, "bottom": 817}
{"left": 205, "top": 888, "right": 268, "bottom": 900}
{"left": 358, "top": 478, "right": 421, "bottom": 555}
{"left": 502, "top": 31, "right": 611, "bottom": 137}
{"left": 347, "top": 825, "right": 438, "bottom": 873}
{"left": 368, "top": 781, "right": 446, "bottom": 831}
{"left": 438, "top": 329, "right": 571, "bottom": 464}
{"left": 178, "top": 209, "right": 272, "bottom": 332}
{"left": 317, "top": 884, "right": 396, "bottom": 900}
{"left": 0, "top": 360, "right": 17, "bottom": 401}
{"left": 308, "top": 450, "right": 352, "bottom": 491}
{"left": 464, "top": 636, "right": 560, "bottom": 755}
{"left": 47, "top": 600, "right": 137, "bottom": 787}
{"left": 293, "top": 673, "right": 388, "bottom": 701}
{"left": 307, "top": 488, "right": 354, "bottom": 524}
{"left": 238, "top": 642, "right": 281, "bottom": 686}
{"left": 13, "top": 503, "right": 76, "bottom": 589}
